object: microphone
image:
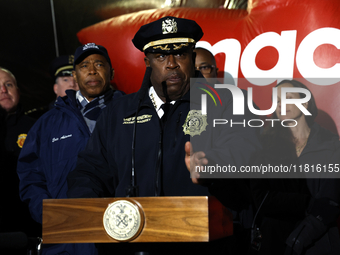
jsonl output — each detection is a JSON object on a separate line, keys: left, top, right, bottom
{"left": 153, "top": 80, "right": 170, "bottom": 196}
{"left": 161, "top": 80, "right": 171, "bottom": 103}
{"left": 126, "top": 67, "right": 152, "bottom": 197}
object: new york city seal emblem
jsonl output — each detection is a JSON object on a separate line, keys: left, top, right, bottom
{"left": 162, "top": 18, "right": 177, "bottom": 34}
{"left": 103, "top": 200, "right": 143, "bottom": 241}
{"left": 182, "top": 110, "right": 208, "bottom": 137}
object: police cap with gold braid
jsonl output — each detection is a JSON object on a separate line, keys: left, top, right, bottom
{"left": 49, "top": 55, "right": 74, "bottom": 80}
{"left": 132, "top": 16, "right": 203, "bottom": 54}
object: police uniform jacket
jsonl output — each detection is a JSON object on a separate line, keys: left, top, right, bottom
{"left": 0, "top": 106, "right": 40, "bottom": 255}
{"left": 67, "top": 71, "right": 261, "bottom": 255}
{"left": 67, "top": 71, "right": 261, "bottom": 199}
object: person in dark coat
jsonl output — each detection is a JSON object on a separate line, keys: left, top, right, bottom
{"left": 194, "top": 47, "right": 219, "bottom": 79}
{"left": 17, "top": 44, "right": 124, "bottom": 255}
{"left": 26, "top": 54, "right": 78, "bottom": 119}
{"left": 249, "top": 80, "right": 340, "bottom": 255}
{"left": 193, "top": 47, "right": 234, "bottom": 85}
{"left": 67, "top": 16, "right": 261, "bottom": 255}
{"left": 50, "top": 55, "right": 78, "bottom": 99}
{"left": 0, "top": 67, "right": 40, "bottom": 254}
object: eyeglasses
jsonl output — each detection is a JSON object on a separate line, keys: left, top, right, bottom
{"left": 196, "top": 65, "right": 216, "bottom": 74}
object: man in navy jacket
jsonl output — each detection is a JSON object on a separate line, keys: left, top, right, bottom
{"left": 67, "top": 17, "right": 261, "bottom": 255}
{"left": 17, "top": 43, "right": 124, "bottom": 255}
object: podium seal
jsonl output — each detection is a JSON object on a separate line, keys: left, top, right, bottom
{"left": 103, "top": 199, "right": 144, "bottom": 241}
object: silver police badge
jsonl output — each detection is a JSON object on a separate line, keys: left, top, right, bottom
{"left": 103, "top": 200, "right": 143, "bottom": 241}
{"left": 162, "top": 18, "right": 178, "bottom": 34}
{"left": 183, "top": 110, "right": 208, "bottom": 137}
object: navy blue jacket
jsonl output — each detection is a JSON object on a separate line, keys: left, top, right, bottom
{"left": 67, "top": 72, "right": 261, "bottom": 254}
{"left": 67, "top": 73, "right": 261, "bottom": 199}
{"left": 17, "top": 89, "right": 124, "bottom": 255}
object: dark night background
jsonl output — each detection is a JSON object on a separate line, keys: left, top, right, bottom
{"left": 0, "top": 0, "right": 247, "bottom": 113}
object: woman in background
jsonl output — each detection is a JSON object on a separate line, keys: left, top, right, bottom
{"left": 250, "top": 79, "right": 340, "bottom": 255}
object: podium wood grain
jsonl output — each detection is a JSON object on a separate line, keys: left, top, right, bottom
{"left": 43, "top": 196, "right": 233, "bottom": 243}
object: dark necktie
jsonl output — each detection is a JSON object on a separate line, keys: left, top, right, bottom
{"left": 161, "top": 103, "right": 172, "bottom": 123}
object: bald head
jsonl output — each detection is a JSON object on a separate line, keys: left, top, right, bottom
{"left": 194, "top": 48, "right": 218, "bottom": 78}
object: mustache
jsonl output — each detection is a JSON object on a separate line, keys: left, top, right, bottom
{"left": 165, "top": 71, "right": 182, "bottom": 79}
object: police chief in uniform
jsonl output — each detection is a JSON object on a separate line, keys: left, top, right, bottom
{"left": 67, "top": 16, "right": 261, "bottom": 255}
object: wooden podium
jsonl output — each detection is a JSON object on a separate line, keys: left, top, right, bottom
{"left": 42, "top": 196, "right": 233, "bottom": 244}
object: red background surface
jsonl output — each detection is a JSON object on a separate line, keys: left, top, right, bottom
{"left": 77, "top": 0, "right": 340, "bottom": 135}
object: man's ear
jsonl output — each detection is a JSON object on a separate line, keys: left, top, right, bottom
{"left": 53, "top": 84, "right": 58, "bottom": 95}
{"left": 72, "top": 71, "right": 78, "bottom": 85}
{"left": 144, "top": 56, "right": 150, "bottom": 67}
{"left": 110, "top": 68, "right": 115, "bottom": 80}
